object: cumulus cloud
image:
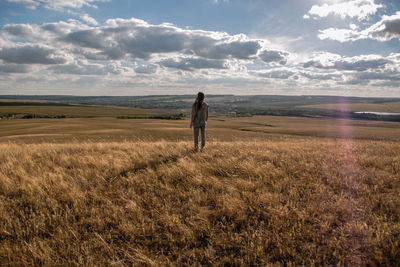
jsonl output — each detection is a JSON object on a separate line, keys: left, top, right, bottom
{"left": 61, "top": 29, "right": 107, "bottom": 50}
{"left": 342, "top": 70, "right": 400, "bottom": 86}
{"left": 48, "top": 60, "right": 123, "bottom": 75}
{"left": 2, "top": 17, "right": 268, "bottom": 64}
{"left": 303, "top": 53, "right": 391, "bottom": 72}
{"left": 318, "top": 12, "right": 400, "bottom": 42}
{"left": 92, "top": 18, "right": 262, "bottom": 60}
{"left": 134, "top": 64, "right": 158, "bottom": 74}
{"left": 300, "top": 71, "right": 341, "bottom": 81}
{"left": 80, "top": 14, "right": 98, "bottom": 26}
{"left": 257, "top": 69, "right": 295, "bottom": 79}
{"left": 0, "top": 44, "right": 67, "bottom": 64}
{"left": 6, "top": 0, "right": 39, "bottom": 10}
{"left": 365, "top": 11, "right": 400, "bottom": 41}
{"left": 295, "top": 52, "right": 400, "bottom": 88}
{"left": 354, "top": 71, "right": 400, "bottom": 81}
{"left": 192, "top": 39, "right": 261, "bottom": 60}
{"left": 3, "top": 24, "right": 42, "bottom": 41}
{"left": 305, "top": 0, "right": 383, "bottom": 21}
{"left": 258, "top": 50, "right": 289, "bottom": 65}
{"left": 43, "top": 0, "right": 109, "bottom": 11}
{"left": 6, "top": 0, "right": 110, "bottom": 12}
{"left": 40, "top": 20, "right": 91, "bottom": 34}
{"left": 160, "top": 57, "right": 228, "bottom": 71}
{"left": 4, "top": 20, "right": 91, "bottom": 41}
{"left": 318, "top": 28, "right": 360, "bottom": 42}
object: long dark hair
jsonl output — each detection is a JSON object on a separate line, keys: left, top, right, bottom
{"left": 195, "top": 92, "right": 205, "bottom": 111}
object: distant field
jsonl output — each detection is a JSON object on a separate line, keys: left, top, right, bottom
{"left": 300, "top": 102, "right": 400, "bottom": 113}
{"left": 0, "top": 105, "right": 172, "bottom": 118}
{"left": 0, "top": 116, "right": 400, "bottom": 143}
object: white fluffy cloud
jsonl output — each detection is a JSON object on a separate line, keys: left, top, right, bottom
{"left": 80, "top": 14, "right": 98, "bottom": 26}
{"left": 303, "top": 53, "right": 391, "bottom": 72}
{"left": 318, "top": 28, "right": 360, "bottom": 42}
{"left": 305, "top": 0, "right": 383, "bottom": 21}
{"left": 318, "top": 11, "right": 400, "bottom": 42}
{"left": 6, "top": 0, "right": 110, "bottom": 11}
{"left": 2, "top": 18, "right": 287, "bottom": 65}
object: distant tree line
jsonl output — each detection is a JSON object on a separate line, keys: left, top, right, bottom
{"left": 0, "top": 113, "right": 67, "bottom": 119}
{"left": 117, "top": 114, "right": 185, "bottom": 120}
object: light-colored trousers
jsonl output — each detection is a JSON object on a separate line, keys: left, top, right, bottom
{"left": 194, "top": 126, "right": 206, "bottom": 149}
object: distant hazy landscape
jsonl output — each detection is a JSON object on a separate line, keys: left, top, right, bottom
{"left": 1, "top": 94, "right": 400, "bottom": 121}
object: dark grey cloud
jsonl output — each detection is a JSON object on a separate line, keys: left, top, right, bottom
{"left": 369, "top": 12, "right": 400, "bottom": 41}
{"left": 0, "top": 45, "right": 67, "bottom": 64}
{"left": 192, "top": 40, "right": 261, "bottom": 60}
{"left": 259, "top": 50, "right": 288, "bottom": 65}
{"left": 5, "top": 21, "right": 90, "bottom": 41}
{"left": 160, "top": 57, "right": 228, "bottom": 71}
{"left": 134, "top": 64, "right": 158, "bottom": 74}
{"left": 40, "top": 21, "right": 84, "bottom": 35}
{"left": 62, "top": 29, "right": 107, "bottom": 50}
{"left": 0, "top": 63, "right": 31, "bottom": 73}
{"left": 3, "top": 24, "right": 41, "bottom": 40}
{"left": 73, "top": 48, "right": 124, "bottom": 61}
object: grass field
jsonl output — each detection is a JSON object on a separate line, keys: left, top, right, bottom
{"left": 1, "top": 115, "right": 400, "bottom": 265}
{"left": 1, "top": 138, "right": 399, "bottom": 266}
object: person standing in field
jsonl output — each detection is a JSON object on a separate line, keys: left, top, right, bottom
{"left": 190, "top": 92, "right": 209, "bottom": 152}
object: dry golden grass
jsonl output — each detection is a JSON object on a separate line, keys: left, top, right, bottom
{"left": 1, "top": 138, "right": 399, "bottom": 266}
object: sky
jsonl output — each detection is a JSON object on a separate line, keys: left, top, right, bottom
{"left": 0, "top": 0, "right": 399, "bottom": 96}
